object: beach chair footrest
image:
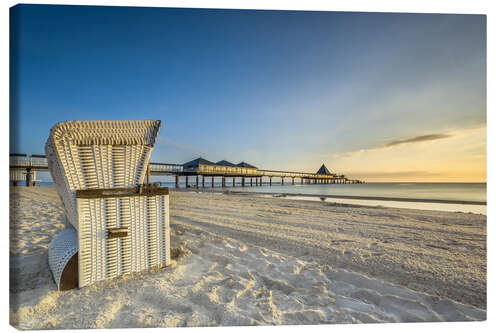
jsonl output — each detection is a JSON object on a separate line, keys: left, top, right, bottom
{"left": 48, "top": 228, "right": 79, "bottom": 291}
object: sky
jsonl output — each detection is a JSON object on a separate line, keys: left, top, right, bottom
{"left": 10, "top": 5, "right": 486, "bottom": 182}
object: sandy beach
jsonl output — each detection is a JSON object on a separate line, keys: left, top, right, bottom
{"left": 10, "top": 187, "right": 486, "bottom": 329}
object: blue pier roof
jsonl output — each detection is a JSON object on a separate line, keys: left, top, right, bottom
{"left": 237, "top": 162, "right": 258, "bottom": 169}
{"left": 183, "top": 157, "right": 216, "bottom": 167}
{"left": 216, "top": 160, "right": 236, "bottom": 167}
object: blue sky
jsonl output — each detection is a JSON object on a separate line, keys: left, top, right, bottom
{"left": 10, "top": 5, "right": 486, "bottom": 181}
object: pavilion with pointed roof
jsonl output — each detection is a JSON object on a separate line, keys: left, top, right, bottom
{"left": 183, "top": 157, "right": 216, "bottom": 168}
{"left": 316, "top": 164, "right": 332, "bottom": 175}
{"left": 236, "top": 161, "right": 258, "bottom": 169}
{"left": 216, "top": 160, "right": 236, "bottom": 167}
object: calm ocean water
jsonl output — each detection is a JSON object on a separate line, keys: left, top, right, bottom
{"left": 22, "top": 181, "right": 487, "bottom": 214}
{"left": 225, "top": 182, "right": 486, "bottom": 203}
{"left": 225, "top": 182, "right": 487, "bottom": 214}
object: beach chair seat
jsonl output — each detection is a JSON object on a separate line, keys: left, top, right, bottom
{"left": 45, "top": 120, "right": 170, "bottom": 290}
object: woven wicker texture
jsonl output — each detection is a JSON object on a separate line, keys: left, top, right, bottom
{"left": 45, "top": 120, "right": 170, "bottom": 288}
{"left": 77, "top": 195, "right": 170, "bottom": 287}
{"left": 48, "top": 227, "right": 78, "bottom": 289}
{"left": 45, "top": 120, "right": 161, "bottom": 229}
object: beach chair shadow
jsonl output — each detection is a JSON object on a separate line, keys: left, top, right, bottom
{"left": 45, "top": 120, "right": 170, "bottom": 290}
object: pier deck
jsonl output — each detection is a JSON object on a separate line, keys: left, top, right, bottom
{"left": 10, "top": 154, "right": 364, "bottom": 187}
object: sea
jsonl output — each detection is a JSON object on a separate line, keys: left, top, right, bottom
{"left": 221, "top": 182, "right": 487, "bottom": 215}
{"left": 20, "top": 180, "right": 487, "bottom": 215}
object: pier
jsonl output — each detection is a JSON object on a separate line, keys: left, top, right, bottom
{"left": 9, "top": 154, "right": 364, "bottom": 187}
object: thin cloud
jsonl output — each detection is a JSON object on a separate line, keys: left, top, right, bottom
{"left": 325, "top": 132, "right": 454, "bottom": 159}
{"left": 384, "top": 133, "right": 453, "bottom": 148}
{"left": 157, "top": 137, "right": 225, "bottom": 161}
{"left": 157, "top": 137, "right": 204, "bottom": 155}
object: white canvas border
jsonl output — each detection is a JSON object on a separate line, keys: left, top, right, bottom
{"left": 2, "top": 1, "right": 497, "bottom": 332}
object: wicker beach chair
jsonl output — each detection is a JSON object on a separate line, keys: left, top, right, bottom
{"left": 46, "top": 120, "right": 170, "bottom": 290}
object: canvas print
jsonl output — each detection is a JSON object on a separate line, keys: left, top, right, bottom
{"left": 9, "top": 4, "right": 486, "bottom": 329}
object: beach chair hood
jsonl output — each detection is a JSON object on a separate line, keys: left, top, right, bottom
{"left": 45, "top": 120, "right": 162, "bottom": 230}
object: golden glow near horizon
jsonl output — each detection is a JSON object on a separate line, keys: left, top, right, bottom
{"left": 319, "top": 126, "right": 486, "bottom": 183}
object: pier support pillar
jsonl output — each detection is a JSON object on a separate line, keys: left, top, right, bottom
{"left": 202, "top": 176, "right": 205, "bottom": 188}
{"left": 301, "top": 178, "right": 304, "bottom": 185}
{"left": 175, "top": 175, "right": 179, "bottom": 188}
{"left": 242, "top": 177, "right": 245, "bottom": 187}
{"left": 250, "top": 178, "right": 253, "bottom": 186}
{"left": 211, "top": 176, "right": 214, "bottom": 188}
{"left": 185, "top": 176, "right": 189, "bottom": 188}
{"left": 260, "top": 177, "right": 262, "bottom": 186}
{"left": 281, "top": 177, "right": 284, "bottom": 185}
{"left": 269, "top": 177, "right": 272, "bottom": 186}
{"left": 292, "top": 178, "right": 295, "bottom": 185}
{"left": 233, "top": 177, "right": 236, "bottom": 187}
{"left": 196, "top": 176, "right": 199, "bottom": 188}
{"left": 25, "top": 170, "right": 32, "bottom": 187}
{"left": 222, "top": 177, "right": 226, "bottom": 187}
